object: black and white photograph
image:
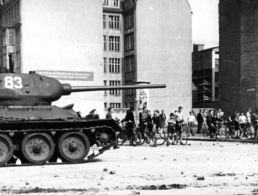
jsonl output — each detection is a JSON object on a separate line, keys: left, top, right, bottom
{"left": 0, "top": 0, "right": 257, "bottom": 194}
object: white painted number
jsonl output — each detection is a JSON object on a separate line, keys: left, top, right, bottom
{"left": 4, "top": 76, "right": 23, "bottom": 89}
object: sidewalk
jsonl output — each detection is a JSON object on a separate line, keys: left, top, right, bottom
{"left": 188, "top": 134, "right": 257, "bottom": 144}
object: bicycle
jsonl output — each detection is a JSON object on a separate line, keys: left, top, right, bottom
{"left": 169, "top": 123, "right": 189, "bottom": 145}
{"left": 153, "top": 127, "right": 171, "bottom": 146}
{"left": 138, "top": 122, "right": 156, "bottom": 146}
{"left": 117, "top": 121, "right": 142, "bottom": 146}
{"left": 239, "top": 123, "right": 253, "bottom": 140}
{"left": 224, "top": 120, "right": 236, "bottom": 140}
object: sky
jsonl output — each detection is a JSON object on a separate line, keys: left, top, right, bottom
{"left": 188, "top": 0, "right": 219, "bottom": 49}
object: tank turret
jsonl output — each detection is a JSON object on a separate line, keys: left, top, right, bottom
{"left": 0, "top": 72, "right": 165, "bottom": 106}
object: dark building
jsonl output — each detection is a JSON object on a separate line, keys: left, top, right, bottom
{"left": 219, "top": 0, "right": 258, "bottom": 115}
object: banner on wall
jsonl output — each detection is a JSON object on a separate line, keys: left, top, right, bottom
{"left": 35, "top": 70, "right": 94, "bottom": 81}
{"left": 137, "top": 88, "right": 149, "bottom": 111}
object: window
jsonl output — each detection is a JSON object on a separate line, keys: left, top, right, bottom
{"left": 104, "top": 57, "right": 107, "bottom": 73}
{"left": 109, "top": 15, "right": 120, "bottom": 29}
{"left": 104, "top": 80, "right": 107, "bottom": 96}
{"left": 103, "top": 35, "right": 107, "bottom": 51}
{"left": 125, "top": 33, "right": 134, "bottom": 51}
{"left": 110, "top": 103, "right": 121, "bottom": 109}
{"left": 114, "top": 0, "right": 119, "bottom": 7}
{"left": 109, "top": 58, "right": 120, "bottom": 74}
{"left": 125, "top": 56, "right": 134, "bottom": 73}
{"left": 103, "top": 0, "right": 109, "bottom": 6}
{"left": 109, "top": 36, "right": 120, "bottom": 52}
{"left": 103, "top": 15, "right": 106, "bottom": 28}
{"left": 124, "top": 13, "right": 134, "bottom": 29}
{"left": 109, "top": 80, "right": 121, "bottom": 96}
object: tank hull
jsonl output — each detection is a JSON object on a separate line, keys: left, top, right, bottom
{"left": 0, "top": 106, "right": 121, "bottom": 166}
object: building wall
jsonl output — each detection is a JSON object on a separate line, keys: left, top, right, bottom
{"left": 20, "top": 0, "right": 104, "bottom": 116}
{"left": 219, "top": 0, "right": 258, "bottom": 115}
{"left": 135, "top": 0, "right": 192, "bottom": 115}
{"left": 102, "top": 0, "right": 123, "bottom": 114}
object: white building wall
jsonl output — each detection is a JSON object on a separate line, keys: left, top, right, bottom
{"left": 136, "top": 0, "right": 192, "bottom": 116}
{"left": 20, "top": 0, "right": 105, "bottom": 117}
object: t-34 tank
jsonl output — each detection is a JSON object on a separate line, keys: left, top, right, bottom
{"left": 0, "top": 72, "right": 165, "bottom": 166}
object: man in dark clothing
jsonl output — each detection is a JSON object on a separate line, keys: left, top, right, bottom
{"left": 106, "top": 107, "right": 113, "bottom": 119}
{"left": 206, "top": 110, "right": 216, "bottom": 138}
{"left": 121, "top": 107, "right": 135, "bottom": 145}
{"left": 152, "top": 110, "right": 161, "bottom": 132}
{"left": 146, "top": 110, "right": 153, "bottom": 134}
{"left": 197, "top": 109, "right": 203, "bottom": 134}
{"left": 139, "top": 106, "right": 149, "bottom": 137}
{"left": 251, "top": 109, "right": 258, "bottom": 143}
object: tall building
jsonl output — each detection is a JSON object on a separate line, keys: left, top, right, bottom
{"left": 192, "top": 44, "right": 219, "bottom": 108}
{"left": 219, "top": 0, "right": 258, "bottom": 115}
{"left": 122, "top": 0, "right": 192, "bottom": 115}
{"left": 0, "top": 0, "right": 192, "bottom": 118}
{"left": 102, "top": 0, "right": 123, "bottom": 114}
{"left": 0, "top": 0, "right": 105, "bottom": 116}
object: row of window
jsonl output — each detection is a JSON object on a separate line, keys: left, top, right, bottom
{"left": 103, "top": 15, "right": 120, "bottom": 30}
{"left": 104, "top": 102, "right": 121, "bottom": 109}
{"left": 124, "top": 13, "right": 134, "bottom": 30}
{"left": 125, "top": 33, "right": 134, "bottom": 51}
{"left": 124, "top": 56, "right": 135, "bottom": 73}
{"left": 103, "top": 58, "right": 121, "bottom": 74}
{"left": 103, "top": 36, "right": 120, "bottom": 52}
{"left": 103, "top": 0, "right": 120, "bottom": 7}
{"left": 103, "top": 80, "right": 121, "bottom": 96}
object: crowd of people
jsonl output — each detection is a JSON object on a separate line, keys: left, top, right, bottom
{"left": 84, "top": 106, "right": 258, "bottom": 141}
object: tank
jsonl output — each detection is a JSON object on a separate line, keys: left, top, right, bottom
{"left": 0, "top": 72, "right": 166, "bottom": 166}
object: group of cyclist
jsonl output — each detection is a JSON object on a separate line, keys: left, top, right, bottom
{"left": 118, "top": 106, "right": 189, "bottom": 145}
{"left": 197, "top": 108, "right": 258, "bottom": 140}
{"left": 105, "top": 105, "right": 258, "bottom": 145}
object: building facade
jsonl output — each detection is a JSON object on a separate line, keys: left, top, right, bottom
{"left": 192, "top": 45, "right": 219, "bottom": 108}
{"left": 0, "top": 0, "right": 105, "bottom": 116}
{"left": 0, "top": 0, "right": 192, "bottom": 118}
{"left": 219, "top": 0, "right": 258, "bottom": 115}
{"left": 102, "top": 0, "right": 123, "bottom": 115}
{"left": 122, "top": 0, "right": 192, "bottom": 116}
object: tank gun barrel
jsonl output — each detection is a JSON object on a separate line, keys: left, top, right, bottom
{"left": 62, "top": 84, "right": 166, "bottom": 95}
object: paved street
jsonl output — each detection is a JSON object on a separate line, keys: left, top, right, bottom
{"left": 0, "top": 141, "right": 257, "bottom": 195}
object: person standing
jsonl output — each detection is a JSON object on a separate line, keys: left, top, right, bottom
{"left": 121, "top": 107, "right": 135, "bottom": 145}
{"left": 197, "top": 109, "right": 203, "bottom": 134}
{"left": 175, "top": 106, "right": 184, "bottom": 143}
{"left": 187, "top": 111, "right": 196, "bottom": 136}
{"left": 251, "top": 109, "right": 258, "bottom": 144}
{"left": 106, "top": 107, "right": 113, "bottom": 119}
{"left": 159, "top": 110, "right": 166, "bottom": 129}
{"left": 152, "top": 110, "right": 161, "bottom": 133}
{"left": 139, "top": 106, "right": 149, "bottom": 137}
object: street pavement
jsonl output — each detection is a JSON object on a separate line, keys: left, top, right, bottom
{"left": 0, "top": 141, "right": 257, "bottom": 195}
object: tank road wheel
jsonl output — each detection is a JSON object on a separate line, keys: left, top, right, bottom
{"left": 0, "top": 134, "right": 14, "bottom": 165}
{"left": 58, "top": 132, "right": 90, "bottom": 163}
{"left": 21, "top": 133, "right": 55, "bottom": 165}
{"left": 95, "top": 129, "right": 115, "bottom": 147}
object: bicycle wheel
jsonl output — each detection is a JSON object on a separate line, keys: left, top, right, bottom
{"left": 154, "top": 134, "right": 166, "bottom": 146}
{"left": 180, "top": 133, "right": 189, "bottom": 145}
{"left": 171, "top": 134, "right": 178, "bottom": 145}
{"left": 224, "top": 126, "right": 231, "bottom": 140}
{"left": 246, "top": 127, "right": 253, "bottom": 139}
{"left": 117, "top": 132, "right": 126, "bottom": 146}
{"left": 132, "top": 131, "right": 142, "bottom": 146}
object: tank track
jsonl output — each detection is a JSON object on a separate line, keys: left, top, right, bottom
{"left": 0, "top": 125, "right": 118, "bottom": 167}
